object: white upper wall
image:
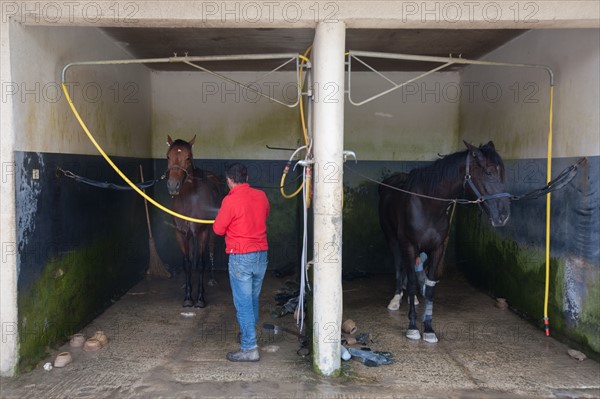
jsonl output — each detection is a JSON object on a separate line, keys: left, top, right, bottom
{"left": 460, "top": 29, "right": 600, "bottom": 159}
{"left": 346, "top": 71, "right": 461, "bottom": 161}
{"left": 150, "top": 71, "right": 302, "bottom": 160}
{"left": 150, "top": 70, "right": 461, "bottom": 161}
{"left": 8, "top": 23, "right": 152, "bottom": 157}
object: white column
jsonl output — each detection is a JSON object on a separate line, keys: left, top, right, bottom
{"left": 311, "top": 21, "right": 345, "bottom": 376}
{"left": 0, "top": 18, "right": 19, "bottom": 376}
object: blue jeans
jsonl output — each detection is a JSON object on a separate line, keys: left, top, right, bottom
{"left": 228, "top": 251, "right": 268, "bottom": 350}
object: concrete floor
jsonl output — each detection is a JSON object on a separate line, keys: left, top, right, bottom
{"left": 1, "top": 269, "right": 599, "bottom": 399}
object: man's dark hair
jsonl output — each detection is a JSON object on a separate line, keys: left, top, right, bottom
{"left": 226, "top": 163, "right": 248, "bottom": 184}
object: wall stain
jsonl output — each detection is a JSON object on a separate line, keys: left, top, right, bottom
{"left": 457, "top": 206, "right": 600, "bottom": 358}
{"left": 18, "top": 236, "right": 143, "bottom": 372}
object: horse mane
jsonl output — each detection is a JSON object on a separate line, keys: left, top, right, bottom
{"left": 479, "top": 143, "right": 506, "bottom": 181}
{"left": 408, "top": 142, "right": 505, "bottom": 193}
{"left": 406, "top": 150, "right": 468, "bottom": 194}
{"left": 380, "top": 142, "right": 504, "bottom": 196}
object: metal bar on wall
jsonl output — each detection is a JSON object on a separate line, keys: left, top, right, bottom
{"left": 346, "top": 50, "right": 554, "bottom": 106}
{"left": 62, "top": 53, "right": 304, "bottom": 108}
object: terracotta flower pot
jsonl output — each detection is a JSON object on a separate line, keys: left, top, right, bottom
{"left": 83, "top": 338, "right": 102, "bottom": 352}
{"left": 69, "top": 333, "right": 85, "bottom": 348}
{"left": 54, "top": 352, "right": 72, "bottom": 368}
{"left": 341, "top": 319, "right": 357, "bottom": 335}
{"left": 93, "top": 331, "right": 109, "bottom": 347}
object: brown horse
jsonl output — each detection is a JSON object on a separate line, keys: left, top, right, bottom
{"left": 379, "top": 141, "right": 510, "bottom": 343}
{"left": 166, "top": 135, "right": 222, "bottom": 307}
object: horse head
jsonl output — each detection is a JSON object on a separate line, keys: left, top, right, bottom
{"left": 463, "top": 140, "right": 511, "bottom": 227}
{"left": 166, "top": 135, "right": 196, "bottom": 196}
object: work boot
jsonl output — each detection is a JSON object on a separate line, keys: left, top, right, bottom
{"left": 226, "top": 348, "right": 260, "bottom": 362}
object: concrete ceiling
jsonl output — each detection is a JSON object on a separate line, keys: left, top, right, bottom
{"left": 101, "top": 28, "right": 526, "bottom": 72}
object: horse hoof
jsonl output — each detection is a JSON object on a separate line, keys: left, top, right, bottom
{"left": 208, "top": 279, "right": 217, "bottom": 287}
{"left": 423, "top": 332, "right": 438, "bottom": 343}
{"left": 183, "top": 300, "right": 194, "bottom": 307}
{"left": 194, "top": 300, "right": 206, "bottom": 308}
{"left": 406, "top": 329, "right": 421, "bottom": 340}
{"left": 387, "top": 294, "right": 401, "bottom": 311}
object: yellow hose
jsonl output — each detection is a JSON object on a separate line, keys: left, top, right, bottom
{"left": 544, "top": 84, "right": 554, "bottom": 336}
{"left": 280, "top": 165, "right": 303, "bottom": 199}
{"left": 61, "top": 83, "right": 215, "bottom": 224}
{"left": 298, "top": 47, "right": 312, "bottom": 147}
{"left": 280, "top": 48, "right": 313, "bottom": 205}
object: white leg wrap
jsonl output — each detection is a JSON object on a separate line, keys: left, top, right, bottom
{"left": 423, "top": 277, "right": 438, "bottom": 296}
{"left": 425, "top": 278, "right": 438, "bottom": 287}
{"left": 422, "top": 300, "right": 434, "bottom": 323}
{"left": 406, "top": 329, "right": 421, "bottom": 340}
{"left": 387, "top": 293, "right": 402, "bottom": 310}
{"left": 423, "top": 332, "right": 438, "bottom": 343}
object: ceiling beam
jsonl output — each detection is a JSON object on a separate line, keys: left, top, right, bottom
{"left": 6, "top": 1, "right": 599, "bottom": 29}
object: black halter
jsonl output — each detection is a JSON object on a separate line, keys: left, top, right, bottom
{"left": 463, "top": 152, "right": 512, "bottom": 202}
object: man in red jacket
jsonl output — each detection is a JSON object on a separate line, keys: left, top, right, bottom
{"left": 213, "top": 163, "right": 270, "bottom": 362}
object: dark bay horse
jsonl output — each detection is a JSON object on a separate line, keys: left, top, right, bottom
{"left": 378, "top": 141, "right": 510, "bottom": 343}
{"left": 166, "top": 135, "right": 222, "bottom": 308}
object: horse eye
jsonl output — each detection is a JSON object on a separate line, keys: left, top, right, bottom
{"left": 167, "top": 155, "right": 170, "bottom": 160}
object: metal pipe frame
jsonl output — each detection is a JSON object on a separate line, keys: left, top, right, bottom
{"left": 62, "top": 53, "right": 307, "bottom": 108}
{"left": 347, "top": 50, "right": 554, "bottom": 106}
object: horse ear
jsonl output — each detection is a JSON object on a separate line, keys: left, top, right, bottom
{"left": 464, "top": 140, "right": 483, "bottom": 159}
{"left": 486, "top": 141, "right": 496, "bottom": 150}
{"left": 189, "top": 135, "right": 196, "bottom": 147}
{"left": 463, "top": 140, "right": 476, "bottom": 151}
{"left": 167, "top": 135, "right": 173, "bottom": 146}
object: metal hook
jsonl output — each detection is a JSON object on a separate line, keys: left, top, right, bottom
{"left": 343, "top": 150, "right": 357, "bottom": 164}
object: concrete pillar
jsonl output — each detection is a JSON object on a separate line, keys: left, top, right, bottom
{"left": 311, "top": 21, "right": 345, "bottom": 376}
{"left": 0, "top": 18, "right": 19, "bottom": 376}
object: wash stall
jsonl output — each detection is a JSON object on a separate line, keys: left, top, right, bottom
{"left": 2, "top": 16, "right": 598, "bottom": 377}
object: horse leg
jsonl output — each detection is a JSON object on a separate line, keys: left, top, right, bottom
{"left": 176, "top": 232, "right": 194, "bottom": 307}
{"left": 207, "top": 230, "right": 217, "bottom": 287}
{"left": 387, "top": 239, "right": 404, "bottom": 311}
{"left": 404, "top": 246, "right": 421, "bottom": 340}
{"left": 422, "top": 246, "right": 443, "bottom": 343}
{"left": 194, "top": 230, "right": 207, "bottom": 308}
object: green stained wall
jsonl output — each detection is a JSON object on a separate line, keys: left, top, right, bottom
{"left": 8, "top": 23, "right": 153, "bottom": 373}
{"left": 342, "top": 177, "right": 387, "bottom": 276}
{"left": 15, "top": 152, "right": 151, "bottom": 372}
{"left": 457, "top": 29, "right": 600, "bottom": 358}
{"left": 457, "top": 206, "right": 600, "bottom": 358}
{"left": 18, "top": 235, "right": 144, "bottom": 372}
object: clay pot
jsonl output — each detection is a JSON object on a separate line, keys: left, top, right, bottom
{"left": 69, "top": 333, "right": 85, "bottom": 348}
{"left": 54, "top": 352, "right": 72, "bottom": 368}
{"left": 495, "top": 298, "right": 508, "bottom": 310}
{"left": 93, "top": 331, "right": 109, "bottom": 347}
{"left": 341, "top": 319, "right": 357, "bottom": 335}
{"left": 83, "top": 338, "right": 102, "bottom": 352}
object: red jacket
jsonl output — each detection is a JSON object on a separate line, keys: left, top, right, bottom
{"left": 213, "top": 183, "right": 270, "bottom": 254}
